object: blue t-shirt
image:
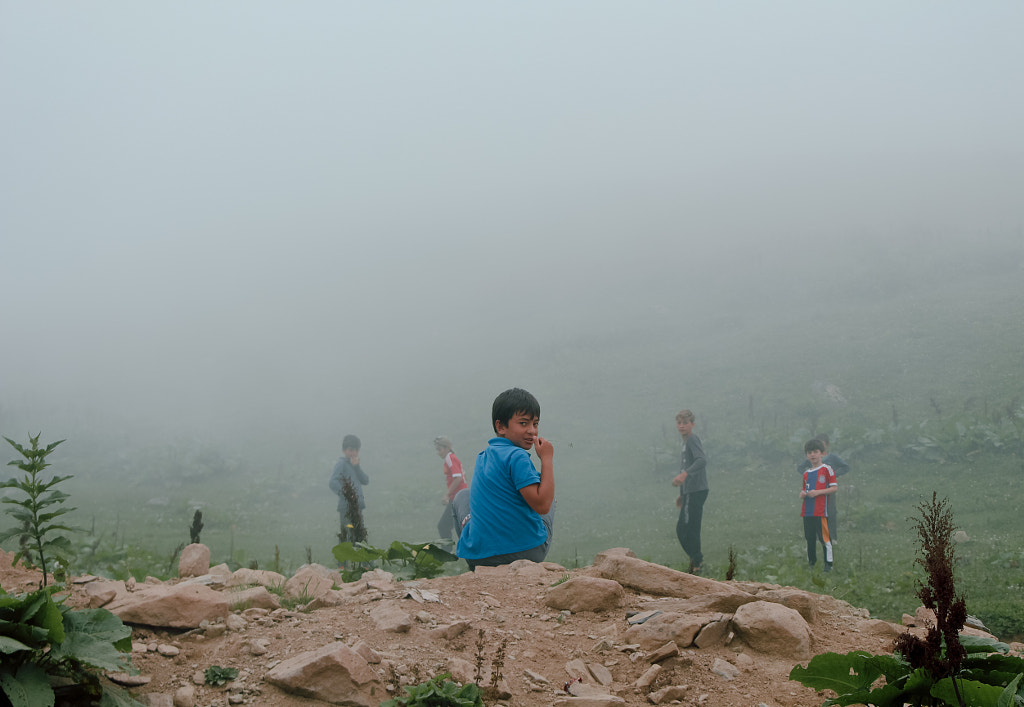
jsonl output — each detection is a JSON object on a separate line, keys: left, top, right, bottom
{"left": 456, "top": 437, "right": 545, "bottom": 560}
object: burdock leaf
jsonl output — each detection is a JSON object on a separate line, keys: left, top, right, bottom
{"left": 930, "top": 677, "right": 1005, "bottom": 707}
{"left": 51, "top": 609, "right": 132, "bottom": 672}
{"left": 960, "top": 634, "right": 1011, "bottom": 654}
{"left": 790, "top": 651, "right": 885, "bottom": 693}
{"left": 331, "top": 542, "right": 380, "bottom": 564}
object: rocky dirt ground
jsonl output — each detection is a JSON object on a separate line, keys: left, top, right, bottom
{"left": 1, "top": 549, "right": 1016, "bottom": 707}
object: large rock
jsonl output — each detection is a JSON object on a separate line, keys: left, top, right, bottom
{"left": 545, "top": 577, "right": 625, "bottom": 613}
{"left": 731, "top": 600, "right": 811, "bottom": 660}
{"left": 590, "top": 550, "right": 753, "bottom": 611}
{"left": 756, "top": 587, "right": 818, "bottom": 622}
{"left": 85, "top": 579, "right": 127, "bottom": 608}
{"left": 228, "top": 585, "right": 281, "bottom": 611}
{"left": 284, "top": 565, "right": 337, "bottom": 600}
{"left": 177, "top": 544, "right": 211, "bottom": 578}
{"left": 369, "top": 601, "right": 412, "bottom": 633}
{"left": 226, "top": 567, "right": 287, "bottom": 589}
{"left": 107, "top": 583, "right": 229, "bottom": 629}
{"left": 693, "top": 615, "right": 732, "bottom": 648}
{"left": 265, "top": 642, "right": 382, "bottom": 706}
{"left": 623, "top": 612, "right": 705, "bottom": 650}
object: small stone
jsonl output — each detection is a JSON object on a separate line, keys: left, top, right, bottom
{"left": 173, "top": 684, "right": 196, "bottom": 707}
{"left": 588, "top": 662, "right": 613, "bottom": 685}
{"left": 205, "top": 624, "right": 227, "bottom": 639}
{"left": 646, "top": 641, "right": 679, "bottom": 664}
{"left": 524, "top": 669, "right": 550, "bottom": 684}
{"left": 635, "top": 664, "right": 661, "bottom": 689}
{"left": 648, "top": 684, "right": 688, "bottom": 704}
{"left": 627, "top": 610, "right": 661, "bottom": 625}
{"left": 107, "top": 672, "right": 152, "bottom": 687}
{"left": 711, "top": 658, "right": 739, "bottom": 681}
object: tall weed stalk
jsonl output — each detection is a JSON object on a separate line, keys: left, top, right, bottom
{"left": 1, "top": 433, "right": 75, "bottom": 586}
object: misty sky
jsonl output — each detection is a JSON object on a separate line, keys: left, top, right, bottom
{"left": 2, "top": 3, "right": 1022, "bottom": 451}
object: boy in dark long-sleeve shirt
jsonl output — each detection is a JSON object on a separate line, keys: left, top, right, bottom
{"left": 672, "top": 409, "right": 708, "bottom": 575}
{"left": 329, "top": 434, "right": 369, "bottom": 535}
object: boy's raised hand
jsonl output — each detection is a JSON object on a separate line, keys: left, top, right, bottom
{"left": 534, "top": 436, "right": 554, "bottom": 462}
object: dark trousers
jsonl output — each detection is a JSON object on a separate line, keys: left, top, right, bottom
{"left": 803, "top": 515, "right": 834, "bottom": 566}
{"left": 676, "top": 490, "right": 708, "bottom": 568}
{"left": 437, "top": 500, "right": 456, "bottom": 540}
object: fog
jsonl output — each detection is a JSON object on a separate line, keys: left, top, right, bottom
{"left": 2, "top": 3, "right": 1023, "bottom": 529}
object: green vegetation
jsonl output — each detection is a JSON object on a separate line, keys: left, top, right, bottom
{"left": 0, "top": 585, "right": 141, "bottom": 707}
{"left": 551, "top": 573, "right": 571, "bottom": 587}
{"left": 2, "top": 242, "right": 1022, "bottom": 642}
{"left": 380, "top": 673, "right": 483, "bottom": 707}
{"left": 790, "top": 494, "right": 1024, "bottom": 707}
{"left": 1, "top": 434, "right": 75, "bottom": 586}
{"left": 203, "top": 665, "right": 239, "bottom": 687}
{"left": 332, "top": 541, "right": 458, "bottom": 581}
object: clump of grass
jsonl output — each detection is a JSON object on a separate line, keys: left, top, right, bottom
{"left": 726, "top": 544, "right": 737, "bottom": 581}
{"left": 166, "top": 542, "right": 185, "bottom": 577}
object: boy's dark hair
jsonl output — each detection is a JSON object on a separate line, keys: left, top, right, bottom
{"left": 676, "top": 409, "right": 695, "bottom": 424}
{"left": 491, "top": 388, "right": 540, "bottom": 433}
{"left": 342, "top": 434, "right": 361, "bottom": 451}
{"left": 804, "top": 438, "right": 826, "bottom": 453}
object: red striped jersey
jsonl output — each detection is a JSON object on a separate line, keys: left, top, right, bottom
{"left": 801, "top": 464, "right": 837, "bottom": 517}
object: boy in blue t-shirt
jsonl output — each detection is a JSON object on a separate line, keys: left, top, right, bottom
{"left": 454, "top": 388, "right": 555, "bottom": 569}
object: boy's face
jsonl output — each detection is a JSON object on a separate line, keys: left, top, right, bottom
{"left": 495, "top": 411, "right": 540, "bottom": 450}
{"left": 343, "top": 447, "right": 360, "bottom": 462}
{"left": 676, "top": 419, "right": 694, "bottom": 438}
{"left": 435, "top": 444, "right": 449, "bottom": 458}
{"left": 806, "top": 449, "right": 824, "bottom": 466}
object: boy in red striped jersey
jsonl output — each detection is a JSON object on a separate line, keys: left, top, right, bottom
{"left": 800, "top": 438, "right": 838, "bottom": 572}
{"left": 434, "top": 436, "right": 468, "bottom": 542}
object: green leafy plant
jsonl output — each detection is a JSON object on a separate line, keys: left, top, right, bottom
{"left": 204, "top": 665, "right": 239, "bottom": 686}
{"left": 380, "top": 672, "right": 484, "bottom": 707}
{"left": 550, "top": 573, "right": 571, "bottom": 587}
{"left": 332, "top": 540, "right": 458, "bottom": 581}
{"left": 790, "top": 637, "right": 1023, "bottom": 707}
{"left": 1, "top": 434, "right": 76, "bottom": 587}
{"left": 789, "top": 493, "right": 1024, "bottom": 706}
{"left": 0, "top": 585, "right": 142, "bottom": 706}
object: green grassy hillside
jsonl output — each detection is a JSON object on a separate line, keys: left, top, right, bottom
{"left": 3, "top": 236, "right": 1023, "bottom": 639}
